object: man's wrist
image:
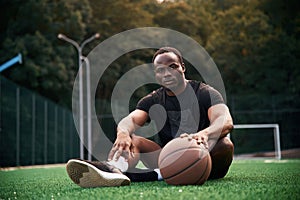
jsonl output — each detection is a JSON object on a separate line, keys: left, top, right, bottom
{"left": 117, "top": 129, "right": 131, "bottom": 137}
{"left": 198, "top": 130, "right": 209, "bottom": 139}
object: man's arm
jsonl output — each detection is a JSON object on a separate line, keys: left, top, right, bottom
{"left": 203, "top": 103, "right": 233, "bottom": 139}
{"left": 117, "top": 109, "right": 149, "bottom": 135}
{"left": 181, "top": 104, "right": 233, "bottom": 149}
{"left": 108, "top": 109, "right": 148, "bottom": 161}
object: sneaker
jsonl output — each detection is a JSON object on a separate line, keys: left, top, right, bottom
{"left": 66, "top": 159, "right": 131, "bottom": 188}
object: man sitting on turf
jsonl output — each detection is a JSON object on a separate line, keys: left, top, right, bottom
{"left": 66, "top": 47, "right": 234, "bottom": 187}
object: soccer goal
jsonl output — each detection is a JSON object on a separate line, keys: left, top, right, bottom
{"left": 231, "top": 124, "right": 281, "bottom": 160}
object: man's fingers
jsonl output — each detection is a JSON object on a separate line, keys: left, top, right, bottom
{"left": 188, "top": 135, "right": 194, "bottom": 140}
{"left": 180, "top": 133, "right": 197, "bottom": 140}
{"left": 122, "top": 145, "right": 131, "bottom": 161}
{"left": 204, "top": 142, "right": 209, "bottom": 149}
{"left": 114, "top": 147, "right": 123, "bottom": 161}
{"left": 180, "top": 133, "right": 194, "bottom": 141}
{"left": 180, "top": 133, "right": 188, "bottom": 138}
{"left": 195, "top": 136, "right": 209, "bottom": 149}
{"left": 110, "top": 141, "right": 132, "bottom": 161}
{"left": 130, "top": 144, "right": 135, "bottom": 158}
{"left": 107, "top": 147, "right": 117, "bottom": 161}
{"left": 197, "top": 140, "right": 208, "bottom": 149}
{"left": 123, "top": 143, "right": 136, "bottom": 161}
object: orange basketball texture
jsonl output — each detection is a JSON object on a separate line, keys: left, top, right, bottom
{"left": 158, "top": 137, "right": 212, "bottom": 185}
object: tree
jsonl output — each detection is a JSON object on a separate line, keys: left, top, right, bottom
{"left": 258, "top": 0, "right": 300, "bottom": 95}
{"left": 88, "top": 0, "right": 156, "bottom": 101}
{"left": 0, "top": 0, "right": 92, "bottom": 106}
{"left": 152, "top": 1, "right": 202, "bottom": 43}
{"left": 208, "top": 2, "right": 282, "bottom": 95}
{"left": 88, "top": 0, "right": 154, "bottom": 38}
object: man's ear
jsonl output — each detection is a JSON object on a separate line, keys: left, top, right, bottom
{"left": 181, "top": 63, "right": 186, "bottom": 73}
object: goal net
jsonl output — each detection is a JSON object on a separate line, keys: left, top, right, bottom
{"left": 230, "top": 124, "right": 281, "bottom": 160}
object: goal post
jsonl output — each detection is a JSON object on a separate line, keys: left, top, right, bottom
{"left": 232, "top": 124, "right": 281, "bottom": 160}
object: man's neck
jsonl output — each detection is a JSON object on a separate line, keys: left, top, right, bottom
{"left": 165, "top": 80, "right": 188, "bottom": 96}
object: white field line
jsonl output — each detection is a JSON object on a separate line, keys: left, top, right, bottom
{"left": 0, "top": 163, "right": 66, "bottom": 171}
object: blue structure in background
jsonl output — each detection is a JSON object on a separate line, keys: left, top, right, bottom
{"left": 0, "top": 53, "right": 22, "bottom": 72}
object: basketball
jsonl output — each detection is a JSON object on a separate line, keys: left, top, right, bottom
{"left": 158, "top": 137, "right": 212, "bottom": 185}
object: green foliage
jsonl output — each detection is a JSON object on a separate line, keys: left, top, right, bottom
{"left": 1, "top": 0, "right": 299, "bottom": 105}
{"left": 0, "top": 0, "right": 92, "bottom": 106}
{"left": 153, "top": 1, "right": 201, "bottom": 41}
{"left": 88, "top": 0, "right": 154, "bottom": 37}
{"left": 209, "top": 3, "right": 274, "bottom": 94}
{"left": 207, "top": 0, "right": 299, "bottom": 96}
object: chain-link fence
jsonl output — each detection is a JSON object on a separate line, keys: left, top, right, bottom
{"left": 1, "top": 74, "right": 299, "bottom": 167}
{"left": 92, "top": 67, "right": 300, "bottom": 156}
{"left": 95, "top": 94, "right": 300, "bottom": 156}
{"left": 0, "top": 76, "right": 79, "bottom": 167}
{"left": 227, "top": 94, "right": 300, "bottom": 154}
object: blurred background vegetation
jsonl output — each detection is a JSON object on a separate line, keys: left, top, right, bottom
{"left": 0, "top": 0, "right": 299, "bottom": 154}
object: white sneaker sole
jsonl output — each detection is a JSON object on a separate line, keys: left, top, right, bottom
{"left": 66, "top": 159, "right": 130, "bottom": 188}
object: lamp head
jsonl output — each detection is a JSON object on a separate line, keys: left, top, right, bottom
{"left": 57, "top": 34, "right": 65, "bottom": 39}
{"left": 94, "top": 33, "right": 100, "bottom": 39}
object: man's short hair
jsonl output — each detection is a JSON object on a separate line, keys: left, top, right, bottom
{"left": 152, "top": 47, "right": 184, "bottom": 64}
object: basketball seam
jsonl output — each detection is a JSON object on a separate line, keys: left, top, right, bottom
{"left": 163, "top": 156, "right": 202, "bottom": 180}
{"left": 194, "top": 157, "right": 209, "bottom": 185}
{"left": 159, "top": 147, "right": 203, "bottom": 166}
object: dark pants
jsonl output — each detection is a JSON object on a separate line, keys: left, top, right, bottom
{"left": 129, "top": 135, "right": 234, "bottom": 181}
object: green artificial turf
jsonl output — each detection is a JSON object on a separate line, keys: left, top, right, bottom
{"left": 0, "top": 159, "right": 299, "bottom": 200}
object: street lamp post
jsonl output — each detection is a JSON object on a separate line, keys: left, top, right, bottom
{"left": 81, "top": 56, "right": 92, "bottom": 161}
{"left": 58, "top": 33, "right": 100, "bottom": 160}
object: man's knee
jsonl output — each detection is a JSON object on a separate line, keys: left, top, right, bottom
{"left": 130, "top": 134, "right": 142, "bottom": 150}
{"left": 211, "top": 136, "right": 234, "bottom": 156}
{"left": 221, "top": 136, "right": 234, "bottom": 154}
{"left": 130, "top": 134, "right": 161, "bottom": 169}
{"left": 131, "top": 134, "right": 161, "bottom": 152}
{"left": 208, "top": 137, "right": 234, "bottom": 180}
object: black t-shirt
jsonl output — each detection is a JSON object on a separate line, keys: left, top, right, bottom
{"left": 136, "top": 80, "right": 224, "bottom": 147}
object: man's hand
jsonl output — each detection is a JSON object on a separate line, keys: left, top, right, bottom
{"left": 108, "top": 132, "right": 135, "bottom": 162}
{"left": 108, "top": 109, "right": 148, "bottom": 162}
{"left": 180, "top": 132, "right": 209, "bottom": 149}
